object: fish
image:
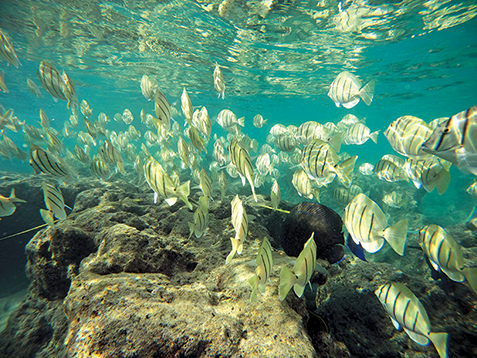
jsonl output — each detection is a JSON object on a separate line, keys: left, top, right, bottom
{"left": 344, "top": 123, "right": 379, "bottom": 145}
{"left": 0, "top": 29, "right": 20, "bottom": 68}
{"left": 279, "top": 233, "right": 317, "bottom": 300}
{"left": 74, "top": 145, "right": 90, "bottom": 164}
{"left": 256, "top": 153, "right": 272, "bottom": 176}
{"left": 213, "top": 63, "right": 225, "bottom": 99}
{"left": 337, "top": 114, "right": 365, "bottom": 131}
{"left": 253, "top": 114, "right": 267, "bottom": 128}
{"left": 61, "top": 71, "right": 78, "bottom": 109}
{"left": 282, "top": 202, "right": 344, "bottom": 264}
{"left": 199, "top": 168, "right": 213, "bottom": 198}
{"left": 0, "top": 188, "right": 26, "bottom": 217}
{"left": 384, "top": 115, "right": 433, "bottom": 158}
{"left": 188, "top": 125, "right": 207, "bottom": 154}
{"left": 274, "top": 133, "right": 297, "bottom": 153}
{"left": 344, "top": 193, "right": 408, "bottom": 255}
{"left": 333, "top": 187, "right": 354, "bottom": 205}
{"left": 248, "top": 237, "right": 273, "bottom": 303}
{"left": 295, "top": 121, "right": 326, "bottom": 145}
{"left": 382, "top": 191, "right": 404, "bottom": 209}
{"left": 143, "top": 156, "right": 192, "bottom": 209}
{"left": 346, "top": 233, "right": 366, "bottom": 261}
{"left": 0, "top": 72, "right": 8, "bottom": 93}
{"left": 101, "top": 139, "right": 126, "bottom": 175}
{"left": 80, "top": 100, "right": 93, "bottom": 118}
{"left": 188, "top": 195, "right": 209, "bottom": 239}
{"left": 41, "top": 181, "right": 67, "bottom": 221}
{"left": 218, "top": 170, "right": 227, "bottom": 201}
{"left": 419, "top": 224, "right": 477, "bottom": 295}
{"left": 37, "top": 61, "right": 67, "bottom": 102}
{"left": 327, "top": 71, "right": 375, "bottom": 109}
{"left": 177, "top": 136, "right": 190, "bottom": 168}
{"left": 228, "top": 138, "right": 258, "bottom": 202}
{"left": 421, "top": 105, "right": 477, "bottom": 175}
{"left": 154, "top": 88, "right": 171, "bottom": 138}
{"left": 213, "top": 138, "right": 226, "bottom": 166}
{"left": 192, "top": 107, "right": 212, "bottom": 141}
{"left": 141, "top": 74, "right": 156, "bottom": 100}
{"left": 466, "top": 182, "right": 477, "bottom": 198}
{"left": 30, "top": 145, "right": 74, "bottom": 178}
{"left": 373, "top": 159, "right": 409, "bottom": 183}
{"left": 83, "top": 118, "right": 98, "bottom": 139}
{"left": 375, "top": 282, "right": 449, "bottom": 358}
{"left": 122, "top": 109, "right": 134, "bottom": 125}
{"left": 90, "top": 155, "right": 111, "bottom": 179}
{"left": 403, "top": 157, "right": 451, "bottom": 194}
{"left": 216, "top": 109, "right": 244, "bottom": 131}
{"left": 181, "top": 87, "right": 193, "bottom": 124}
{"left": 292, "top": 169, "right": 318, "bottom": 200}
{"left": 40, "top": 209, "right": 55, "bottom": 227}
{"left": 271, "top": 180, "right": 281, "bottom": 211}
{"left": 301, "top": 139, "right": 357, "bottom": 188}
{"left": 227, "top": 194, "right": 248, "bottom": 264}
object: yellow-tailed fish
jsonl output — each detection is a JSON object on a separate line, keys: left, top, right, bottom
{"left": 228, "top": 138, "right": 257, "bottom": 202}
{"left": 248, "top": 237, "right": 273, "bottom": 303}
{"left": 271, "top": 180, "right": 280, "bottom": 210}
{"left": 30, "top": 145, "right": 73, "bottom": 178}
{"left": 403, "top": 157, "right": 451, "bottom": 194}
{"left": 420, "top": 224, "right": 477, "bottom": 295}
{"left": 421, "top": 105, "right": 477, "bottom": 175}
{"left": 213, "top": 63, "right": 225, "bottom": 99}
{"left": 373, "top": 159, "right": 409, "bottom": 183}
{"left": 199, "top": 168, "right": 213, "bottom": 199}
{"left": 41, "top": 181, "right": 67, "bottom": 221}
{"left": 0, "top": 29, "right": 20, "bottom": 68}
{"left": 37, "top": 61, "right": 67, "bottom": 102}
{"left": 188, "top": 195, "right": 209, "bottom": 239}
{"left": 279, "top": 233, "right": 317, "bottom": 300}
{"left": 143, "top": 156, "right": 192, "bottom": 209}
{"left": 0, "top": 188, "right": 26, "bottom": 217}
{"left": 227, "top": 194, "right": 248, "bottom": 264}
{"left": 344, "top": 123, "right": 379, "bottom": 145}
{"left": 328, "top": 71, "right": 375, "bottom": 109}
{"left": 344, "top": 193, "right": 408, "bottom": 255}
{"left": 375, "top": 282, "right": 448, "bottom": 358}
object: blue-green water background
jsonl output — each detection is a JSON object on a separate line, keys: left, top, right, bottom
{"left": 0, "top": 0, "right": 476, "bottom": 294}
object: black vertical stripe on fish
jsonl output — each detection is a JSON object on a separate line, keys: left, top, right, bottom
{"left": 368, "top": 213, "right": 375, "bottom": 239}
{"left": 444, "top": 246, "right": 452, "bottom": 270}
{"left": 435, "top": 118, "right": 452, "bottom": 151}
{"left": 462, "top": 108, "right": 472, "bottom": 146}
{"left": 45, "top": 187, "right": 63, "bottom": 211}
{"left": 392, "top": 291, "right": 402, "bottom": 319}
{"left": 402, "top": 299, "right": 411, "bottom": 328}
{"left": 412, "top": 311, "right": 420, "bottom": 332}
{"left": 384, "top": 284, "right": 392, "bottom": 304}
{"left": 435, "top": 232, "right": 444, "bottom": 265}
{"left": 358, "top": 204, "right": 367, "bottom": 240}
{"left": 304, "top": 256, "right": 309, "bottom": 285}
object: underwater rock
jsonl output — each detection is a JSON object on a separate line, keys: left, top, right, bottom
{"left": 281, "top": 202, "right": 345, "bottom": 263}
{"left": 25, "top": 225, "right": 95, "bottom": 300}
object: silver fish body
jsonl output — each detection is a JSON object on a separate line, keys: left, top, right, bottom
{"left": 227, "top": 195, "right": 248, "bottom": 264}
{"left": 38, "top": 61, "right": 67, "bottom": 102}
{"left": 248, "top": 237, "right": 273, "bottom": 303}
{"left": 328, "top": 71, "right": 375, "bottom": 109}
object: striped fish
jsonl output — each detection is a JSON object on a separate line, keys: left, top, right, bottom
{"left": 375, "top": 282, "right": 448, "bottom": 358}
{"left": 213, "top": 138, "right": 226, "bottom": 166}
{"left": 279, "top": 233, "right": 317, "bottom": 300}
{"left": 188, "top": 125, "right": 207, "bottom": 154}
{"left": 421, "top": 105, "right": 477, "bottom": 175}
{"left": 213, "top": 63, "right": 225, "bottom": 99}
{"left": 328, "top": 71, "right": 375, "bottom": 109}
{"left": 90, "top": 155, "right": 111, "bottom": 179}
{"left": 419, "top": 224, "right": 477, "bottom": 295}
{"left": 192, "top": 106, "right": 211, "bottom": 140}
{"left": 292, "top": 168, "right": 317, "bottom": 200}
{"left": 84, "top": 118, "right": 98, "bottom": 139}
{"left": 226, "top": 194, "right": 248, "bottom": 264}
{"left": 188, "top": 195, "right": 209, "bottom": 239}
{"left": 344, "top": 123, "right": 379, "bottom": 145}
{"left": 403, "top": 157, "right": 451, "bottom": 194}
{"left": 177, "top": 136, "right": 190, "bottom": 168}
{"left": 253, "top": 114, "right": 267, "bottom": 128}
{"left": 217, "top": 109, "right": 244, "bottom": 131}
{"left": 228, "top": 138, "right": 257, "bottom": 202}
{"left": 30, "top": 145, "right": 72, "bottom": 178}
{"left": 382, "top": 191, "right": 404, "bottom": 209}
{"left": 39, "top": 109, "right": 50, "bottom": 129}
{"left": 373, "top": 159, "right": 409, "bottom": 183}
{"left": 102, "top": 139, "right": 125, "bottom": 175}
{"left": 344, "top": 193, "right": 408, "bottom": 255}
{"left": 143, "top": 156, "right": 192, "bottom": 209}
{"left": 37, "top": 61, "right": 67, "bottom": 102}
{"left": 40, "top": 209, "right": 55, "bottom": 227}
{"left": 199, "top": 168, "right": 213, "bottom": 198}
{"left": 271, "top": 180, "right": 281, "bottom": 211}
{"left": 274, "top": 133, "right": 297, "bottom": 152}
{"left": 61, "top": 71, "right": 78, "bottom": 109}
{"left": 0, "top": 188, "right": 26, "bottom": 217}
{"left": 334, "top": 187, "right": 353, "bottom": 205}
{"left": 74, "top": 145, "right": 90, "bottom": 164}
{"left": 141, "top": 75, "right": 156, "bottom": 101}
{"left": 80, "top": 100, "right": 93, "bottom": 118}
{"left": 248, "top": 237, "right": 273, "bottom": 303}
{"left": 154, "top": 88, "right": 171, "bottom": 138}
{"left": 384, "top": 115, "right": 433, "bottom": 158}
{"left": 0, "top": 29, "right": 20, "bottom": 68}
{"left": 181, "top": 87, "right": 193, "bottom": 124}
{"left": 41, "top": 181, "right": 67, "bottom": 221}
{"left": 301, "top": 139, "right": 357, "bottom": 188}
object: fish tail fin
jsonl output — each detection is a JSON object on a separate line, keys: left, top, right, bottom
{"left": 188, "top": 222, "right": 195, "bottom": 239}
{"left": 248, "top": 275, "right": 259, "bottom": 303}
{"left": 312, "top": 188, "right": 320, "bottom": 203}
{"left": 335, "top": 155, "right": 358, "bottom": 188}
{"left": 279, "top": 266, "right": 297, "bottom": 301}
{"left": 226, "top": 237, "right": 238, "bottom": 264}
{"left": 176, "top": 181, "right": 193, "bottom": 210}
{"left": 383, "top": 219, "right": 408, "bottom": 256}
{"left": 428, "top": 332, "right": 448, "bottom": 358}
{"left": 359, "top": 79, "right": 375, "bottom": 106}
{"left": 9, "top": 188, "right": 15, "bottom": 199}
{"left": 263, "top": 119, "right": 268, "bottom": 126}
{"left": 10, "top": 188, "right": 26, "bottom": 203}
{"left": 462, "top": 267, "right": 477, "bottom": 295}
{"left": 369, "top": 130, "right": 380, "bottom": 144}
{"left": 328, "top": 132, "right": 343, "bottom": 153}
{"left": 238, "top": 116, "right": 245, "bottom": 127}
{"left": 436, "top": 170, "right": 451, "bottom": 195}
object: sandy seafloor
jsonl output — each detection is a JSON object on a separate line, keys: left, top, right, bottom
{"left": 0, "top": 170, "right": 476, "bottom": 358}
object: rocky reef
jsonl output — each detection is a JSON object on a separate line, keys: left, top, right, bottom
{"left": 0, "top": 174, "right": 476, "bottom": 357}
